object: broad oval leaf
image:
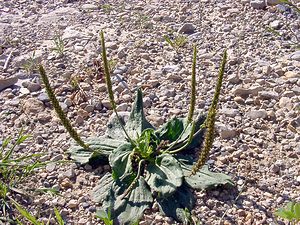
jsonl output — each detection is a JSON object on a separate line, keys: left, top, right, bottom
{"left": 155, "top": 117, "right": 185, "bottom": 142}
{"left": 106, "top": 112, "right": 130, "bottom": 140}
{"left": 117, "top": 177, "right": 153, "bottom": 225}
{"left": 68, "top": 137, "right": 126, "bottom": 164}
{"left": 157, "top": 185, "right": 195, "bottom": 224}
{"left": 177, "top": 154, "right": 234, "bottom": 190}
{"left": 91, "top": 173, "right": 114, "bottom": 203}
{"left": 125, "top": 89, "right": 154, "bottom": 138}
{"left": 145, "top": 154, "right": 183, "bottom": 196}
{"left": 101, "top": 177, "right": 153, "bottom": 225}
{"left": 109, "top": 143, "right": 133, "bottom": 179}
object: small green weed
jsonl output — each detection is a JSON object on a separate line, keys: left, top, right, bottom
{"left": 51, "top": 34, "right": 65, "bottom": 55}
{"left": 22, "top": 51, "right": 38, "bottom": 74}
{"left": 164, "top": 34, "right": 188, "bottom": 52}
{"left": 13, "top": 200, "right": 65, "bottom": 225}
{"left": 102, "top": 4, "right": 113, "bottom": 14}
{"left": 96, "top": 208, "right": 113, "bottom": 225}
{"left": 108, "top": 59, "right": 117, "bottom": 73}
{"left": 275, "top": 201, "right": 300, "bottom": 224}
{"left": 0, "top": 129, "right": 47, "bottom": 222}
{"left": 135, "top": 12, "right": 150, "bottom": 29}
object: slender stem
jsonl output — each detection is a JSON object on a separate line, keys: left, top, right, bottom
{"left": 121, "top": 159, "right": 144, "bottom": 199}
{"left": 168, "top": 122, "right": 195, "bottom": 154}
{"left": 191, "top": 50, "right": 227, "bottom": 175}
{"left": 164, "top": 122, "right": 189, "bottom": 152}
{"left": 187, "top": 45, "right": 197, "bottom": 123}
{"left": 100, "top": 31, "right": 134, "bottom": 146}
{"left": 39, "top": 65, "right": 89, "bottom": 150}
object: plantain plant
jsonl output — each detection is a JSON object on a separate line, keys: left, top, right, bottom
{"left": 39, "top": 31, "right": 234, "bottom": 224}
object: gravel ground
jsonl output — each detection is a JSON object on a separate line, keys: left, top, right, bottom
{"left": 0, "top": 0, "right": 300, "bottom": 224}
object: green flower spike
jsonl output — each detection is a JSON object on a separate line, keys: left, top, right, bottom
{"left": 191, "top": 50, "right": 227, "bottom": 175}
{"left": 39, "top": 65, "right": 89, "bottom": 150}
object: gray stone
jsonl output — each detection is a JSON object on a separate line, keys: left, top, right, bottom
{"left": 51, "top": 154, "right": 64, "bottom": 161}
{"left": 162, "top": 65, "right": 180, "bottom": 73}
{"left": 36, "top": 136, "right": 44, "bottom": 144}
{"left": 163, "top": 89, "right": 176, "bottom": 98}
{"left": 290, "top": 51, "right": 300, "bottom": 61}
{"left": 233, "top": 86, "right": 263, "bottom": 97}
{"left": 247, "top": 110, "right": 267, "bottom": 119}
{"left": 269, "top": 20, "right": 282, "bottom": 30}
{"left": 117, "top": 47, "right": 127, "bottom": 59}
{"left": 46, "top": 163, "right": 56, "bottom": 172}
{"left": 267, "top": 0, "right": 281, "bottom": 5}
{"left": 67, "top": 199, "right": 78, "bottom": 209}
{"left": 27, "top": 82, "right": 41, "bottom": 92}
{"left": 64, "top": 168, "right": 76, "bottom": 179}
{"left": 75, "top": 115, "right": 84, "bottom": 125}
{"left": 37, "top": 93, "right": 50, "bottom": 102}
{"left": 84, "top": 104, "right": 94, "bottom": 113}
{"left": 258, "top": 91, "right": 279, "bottom": 100}
{"left": 59, "top": 102, "right": 68, "bottom": 112}
{"left": 220, "top": 108, "right": 240, "bottom": 117}
{"left": 250, "top": 0, "right": 266, "bottom": 9}
{"left": 279, "top": 97, "right": 292, "bottom": 109}
{"left": 0, "top": 76, "right": 18, "bottom": 91}
{"left": 19, "top": 87, "right": 30, "bottom": 95}
{"left": 227, "top": 74, "right": 241, "bottom": 84}
{"left": 220, "top": 128, "right": 238, "bottom": 139}
{"left": 23, "top": 98, "right": 44, "bottom": 114}
{"left": 102, "top": 100, "right": 112, "bottom": 109}
{"left": 167, "top": 74, "right": 183, "bottom": 82}
{"left": 178, "top": 23, "right": 196, "bottom": 34}
{"left": 81, "top": 4, "right": 98, "bottom": 10}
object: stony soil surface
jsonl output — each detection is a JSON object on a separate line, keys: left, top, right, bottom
{"left": 0, "top": 0, "right": 300, "bottom": 224}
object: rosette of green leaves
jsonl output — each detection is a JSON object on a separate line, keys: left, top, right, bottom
{"left": 84, "top": 89, "right": 233, "bottom": 224}
{"left": 65, "top": 32, "right": 234, "bottom": 224}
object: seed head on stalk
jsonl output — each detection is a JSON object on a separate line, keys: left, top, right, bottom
{"left": 191, "top": 50, "right": 227, "bottom": 175}
{"left": 187, "top": 45, "right": 197, "bottom": 123}
{"left": 39, "top": 65, "right": 89, "bottom": 149}
{"left": 100, "top": 31, "right": 134, "bottom": 145}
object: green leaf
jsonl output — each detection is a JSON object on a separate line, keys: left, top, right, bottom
{"left": 13, "top": 201, "right": 42, "bottom": 225}
{"left": 16, "top": 134, "right": 31, "bottom": 145}
{"left": 96, "top": 208, "right": 114, "bottom": 225}
{"left": 101, "top": 177, "right": 153, "bottom": 225}
{"left": 145, "top": 154, "right": 183, "bottom": 196}
{"left": 157, "top": 185, "right": 195, "bottom": 223}
{"left": 156, "top": 117, "right": 185, "bottom": 142}
{"left": 275, "top": 202, "right": 300, "bottom": 222}
{"left": 135, "top": 128, "right": 159, "bottom": 159}
{"left": 54, "top": 207, "right": 64, "bottom": 225}
{"left": 106, "top": 112, "right": 129, "bottom": 140}
{"left": 117, "top": 177, "right": 152, "bottom": 224}
{"left": 92, "top": 173, "right": 114, "bottom": 203}
{"left": 275, "top": 208, "right": 295, "bottom": 221}
{"left": 109, "top": 143, "right": 133, "bottom": 179}
{"left": 294, "top": 203, "right": 300, "bottom": 220}
{"left": 186, "top": 114, "right": 206, "bottom": 150}
{"left": 68, "top": 137, "right": 126, "bottom": 164}
{"left": 1, "top": 136, "right": 11, "bottom": 149}
{"left": 177, "top": 155, "right": 234, "bottom": 190}
{"left": 125, "top": 89, "right": 154, "bottom": 138}
{"left": 160, "top": 115, "right": 206, "bottom": 152}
